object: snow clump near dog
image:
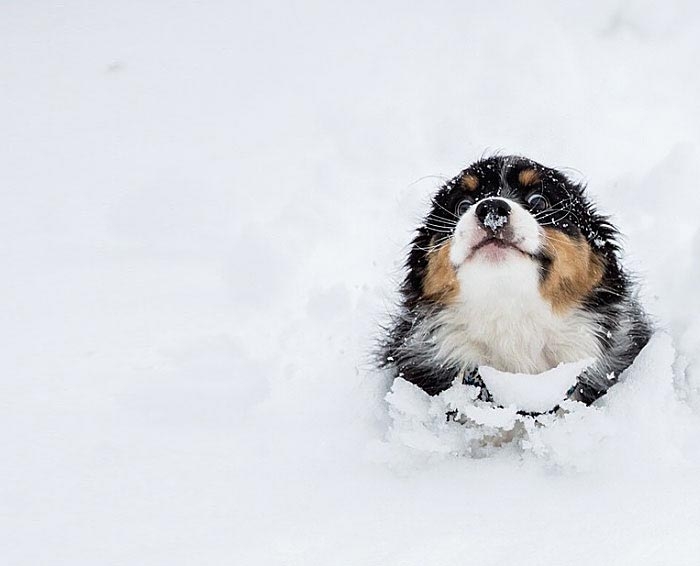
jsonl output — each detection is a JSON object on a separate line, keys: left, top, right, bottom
{"left": 385, "top": 333, "right": 696, "bottom": 471}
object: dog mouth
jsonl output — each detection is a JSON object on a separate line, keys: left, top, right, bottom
{"left": 469, "top": 236, "right": 534, "bottom": 260}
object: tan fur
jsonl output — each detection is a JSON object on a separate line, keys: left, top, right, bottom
{"left": 423, "top": 242, "right": 459, "bottom": 303}
{"left": 540, "top": 228, "right": 605, "bottom": 314}
{"left": 518, "top": 168, "right": 540, "bottom": 187}
{"left": 460, "top": 174, "right": 479, "bottom": 191}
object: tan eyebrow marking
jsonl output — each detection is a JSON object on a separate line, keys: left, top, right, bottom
{"left": 518, "top": 168, "right": 540, "bottom": 187}
{"left": 460, "top": 174, "right": 479, "bottom": 191}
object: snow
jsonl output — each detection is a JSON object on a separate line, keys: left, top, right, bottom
{"left": 2, "top": 1, "right": 700, "bottom": 565}
{"left": 386, "top": 334, "right": 695, "bottom": 471}
{"left": 482, "top": 210, "right": 508, "bottom": 231}
{"left": 479, "top": 358, "right": 593, "bottom": 413}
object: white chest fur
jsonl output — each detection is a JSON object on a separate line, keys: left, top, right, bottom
{"left": 424, "top": 253, "right": 602, "bottom": 374}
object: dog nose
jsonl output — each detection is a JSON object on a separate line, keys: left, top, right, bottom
{"left": 475, "top": 198, "right": 511, "bottom": 232}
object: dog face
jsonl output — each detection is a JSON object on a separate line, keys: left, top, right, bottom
{"left": 416, "top": 156, "right": 615, "bottom": 315}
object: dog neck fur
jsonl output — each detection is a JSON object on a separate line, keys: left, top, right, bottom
{"left": 421, "top": 253, "right": 602, "bottom": 375}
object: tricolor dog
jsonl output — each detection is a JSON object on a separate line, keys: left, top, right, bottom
{"left": 380, "top": 155, "right": 651, "bottom": 406}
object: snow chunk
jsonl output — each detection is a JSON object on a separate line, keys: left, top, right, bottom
{"left": 384, "top": 333, "right": 699, "bottom": 473}
{"left": 479, "top": 358, "right": 594, "bottom": 413}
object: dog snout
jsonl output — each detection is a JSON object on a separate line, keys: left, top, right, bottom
{"left": 475, "top": 198, "right": 511, "bottom": 234}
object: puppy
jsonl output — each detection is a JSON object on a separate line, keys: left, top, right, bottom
{"left": 380, "top": 155, "right": 651, "bottom": 406}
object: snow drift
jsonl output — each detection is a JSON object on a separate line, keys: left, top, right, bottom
{"left": 2, "top": 1, "right": 700, "bottom": 565}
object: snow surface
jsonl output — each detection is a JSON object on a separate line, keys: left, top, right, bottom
{"left": 2, "top": 1, "right": 700, "bottom": 565}
{"left": 478, "top": 358, "right": 594, "bottom": 413}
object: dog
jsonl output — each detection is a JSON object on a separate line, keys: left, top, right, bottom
{"left": 379, "top": 155, "right": 651, "bottom": 406}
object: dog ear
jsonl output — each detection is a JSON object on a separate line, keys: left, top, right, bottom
{"left": 400, "top": 229, "right": 433, "bottom": 307}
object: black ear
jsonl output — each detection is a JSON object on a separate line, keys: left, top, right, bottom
{"left": 578, "top": 187, "right": 622, "bottom": 257}
{"left": 401, "top": 228, "right": 432, "bottom": 308}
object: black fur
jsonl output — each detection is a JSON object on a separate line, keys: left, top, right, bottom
{"left": 379, "top": 155, "right": 651, "bottom": 406}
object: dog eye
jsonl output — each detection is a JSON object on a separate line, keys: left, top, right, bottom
{"left": 527, "top": 193, "right": 549, "bottom": 213}
{"left": 456, "top": 198, "right": 474, "bottom": 216}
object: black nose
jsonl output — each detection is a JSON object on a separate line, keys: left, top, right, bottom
{"left": 475, "top": 198, "right": 511, "bottom": 232}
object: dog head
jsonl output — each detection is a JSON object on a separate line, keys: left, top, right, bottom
{"left": 409, "top": 155, "right": 620, "bottom": 314}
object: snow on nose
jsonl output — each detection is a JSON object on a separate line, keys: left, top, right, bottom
{"left": 475, "top": 198, "right": 511, "bottom": 233}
